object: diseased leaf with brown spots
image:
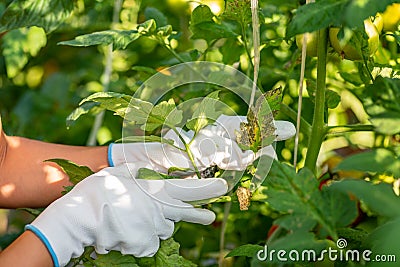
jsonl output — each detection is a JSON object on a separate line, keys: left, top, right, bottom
{"left": 236, "top": 88, "right": 282, "bottom": 152}
{"left": 236, "top": 186, "right": 252, "bottom": 211}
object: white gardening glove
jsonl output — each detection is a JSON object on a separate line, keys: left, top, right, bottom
{"left": 214, "top": 114, "right": 296, "bottom": 159}
{"left": 25, "top": 163, "right": 228, "bottom": 267}
{"left": 108, "top": 127, "right": 256, "bottom": 173}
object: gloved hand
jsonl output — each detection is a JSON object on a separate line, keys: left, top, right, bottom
{"left": 108, "top": 115, "right": 295, "bottom": 169}
{"left": 25, "top": 163, "right": 228, "bottom": 267}
{"left": 108, "top": 126, "right": 256, "bottom": 173}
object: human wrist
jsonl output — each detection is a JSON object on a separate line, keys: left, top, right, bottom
{"left": 28, "top": 194, "right": 95, "bottom": 267}
{"left": 25, "top": 225, "right": 60, "bottom": 267}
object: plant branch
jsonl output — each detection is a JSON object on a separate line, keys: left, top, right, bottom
{"left": 162, "top": 42, "right": 187, "bottom": 64}
{"left": 249, "top": 0, "right": 260, "bottom": 108}
{"left": 170, "top": 127, "right": 201, "bottom": 178}
{"left": 304, "top": 28, "right": 328, "bottom": 174}
{"left": 294, "top": 32, "right": 308, "bottom": 168}
{"left": 86, "top": 0, "right": 122, "bottom": 146}
{"left": 218, "top": 200, "right": 232, "bottom": 266}
{"left": 240, "top": 23, "right": 255, "bottom": 72}
{"left": 326, "top": 124, "right": 375, "bottom": 135}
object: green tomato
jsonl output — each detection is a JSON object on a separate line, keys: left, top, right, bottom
{"left": 382, "top": 3, "right": 400, "bottom": 32}
{"left": 329, "top": 18, "right": 379, "bottom": 61}
{"left": 295, "top": 32, "right": 318, "bottom": 57}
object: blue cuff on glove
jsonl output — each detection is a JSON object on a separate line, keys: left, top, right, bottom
{"left": 108, "top": 143, "right": 115, "bottom": 167}
{"left": 25, "top": 224, "right": 60, "bottom": 267}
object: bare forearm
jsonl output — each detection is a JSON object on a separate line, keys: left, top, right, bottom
{"left": 0, "top": 135, "right": 109, "bottom": 208}
{"left": 0, "top": 231, "right": 53, "bottom": 267}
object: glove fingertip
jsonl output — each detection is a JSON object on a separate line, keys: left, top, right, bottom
{"left": 275, "top": 121, "right": 296, "bottom": 141}
{"left": 196, "top": 209, "right": 216, "bottom": 225}
{"left": 211, "top": 178, "right": 229, "bottom": 196}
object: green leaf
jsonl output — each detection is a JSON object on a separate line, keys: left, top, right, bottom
{"left": 190, "top": 5, "right": 214, "bottom": 25}
{"left": 137, "top": 168, "right": 181, "bottom": 180}
{"left": 255, "top": 93, "right": 278, "bottom": 146}
{"left": 190, "top": 21, "right": 237, "bottom": 42}
{"left": 78, "top": 92, "right": 134, "bottom": 119}
{"left": 325, "top": 90, "right": 341, "bottom": 109}
{"left": 119, "top": 135, "right": 174, "bottom": 146}
{"left": 125, "top": 98, "right": 155, "bottom": 124}
{"left": 186, "top": 91, "right": 222, "bottom": 133}
{"left": 92, "top": 251, "right": 139, "bottom": 267}
{"left": 131, "top": 66, "right": 157, "bottom": 75}
{"left": 2, "top": 27, "right": 47, "bottom": 78}
{"left": 320, "top": 186, "right": 358, "bottom": 229}
{"left": 137, "top": 19, "right": 157, "bottom": 35}
{"left": 59, "top": 30, "right": 141, "bottom": 50}
{"left": 45, "top": 159, "right": 94, "bottom": 184}
{"left": 154, "top": 238, "right": 196, "bottom": 267}
{"left": 274, "top": 214, "right": 317, "bottom": 232}
{"left": 345, "top": 0, "right": 398, "bottom": 28}
{"left": 264, "top": 164, "right": 320, "bottom": 213}
{"left": 143, "top": 98, "right": 183, "bottom": 131}
{"left": 335, "top": 148, "right": 400, "bottom": 177}
{"left": 222, "top": 0, "right": 252, "bottom": 25}
{"left": 264, "top": 162, "right": 358, "bottom": 238}
{"left": 18, "top": 207, "right": 45, "bottom": 217}
{"left": 306, "top": 80, "right": 341, "bottom": 109}
{"left": 366, "top": 216, "right": 400, "bottom": 266}
{"left": 220, "top": 38, "right": 243, "bottom": 64}
{"left": 144, "top": 7, "right": 167, "bottom": 27}
{"left": 0, "top": 0, "right": 74, "bottom": 33}
{"left": 263, "top": 87, "right": 282, "bottom": 112}
{"left": 286, "top": 0, "right": 348, "bottom": 38}
{"left": 225, "top": 244, "right": 264, "bottom": 258}
{"left": 66, "top": 102, "right": 98, "bottom": 127}
{"left": 330, "top": 179, "right": 400, "bottom": 219}
{"left": 190, "top": 5, "right": 237, "bottom": 42}
{"left": 2, "top": 29, "right": 28, "bottom": 78}
{"left": 86, "top": 238, "right": 195, "bottom": 267}
{"left": 369, "top": 113, "right": 400, "bottom": 135}
{"left": 156, "top": 25, "right": 173, "bottom": 37}
{"left": 361, "top": 77, "right": 400, "bottom": 135}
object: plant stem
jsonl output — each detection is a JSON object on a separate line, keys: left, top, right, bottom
{"left": 293, "top": 31, "right": 309, "bottom": 168}
{"left": 218, "top": 200, "right": 232, "bottom": 266}
{"left": 326, "top": 124, "right": 375, "bottom": 135}
{"left": 163, "top": 42, "right": 187, "bottom": 64}
{"left": 86, "top": 0, "right": 122, "bottom": 146}
{"left": 362, "top": 57, "right": 374, "bottom": 82}
{"left": 304, "top": 29, "right": 328, "bottom": 174}
{"left": 240, "top": 23, "right": 255, "bottom": 72}
{"left": 171, "top": 127, "right": 201, "bottom": 178}
{"left": 249, "top": 0, "right": 260, "bottom": 108}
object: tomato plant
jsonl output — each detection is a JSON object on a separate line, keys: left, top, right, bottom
{"left": 1, "top": 0, "right": 400, "bottom": 266}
